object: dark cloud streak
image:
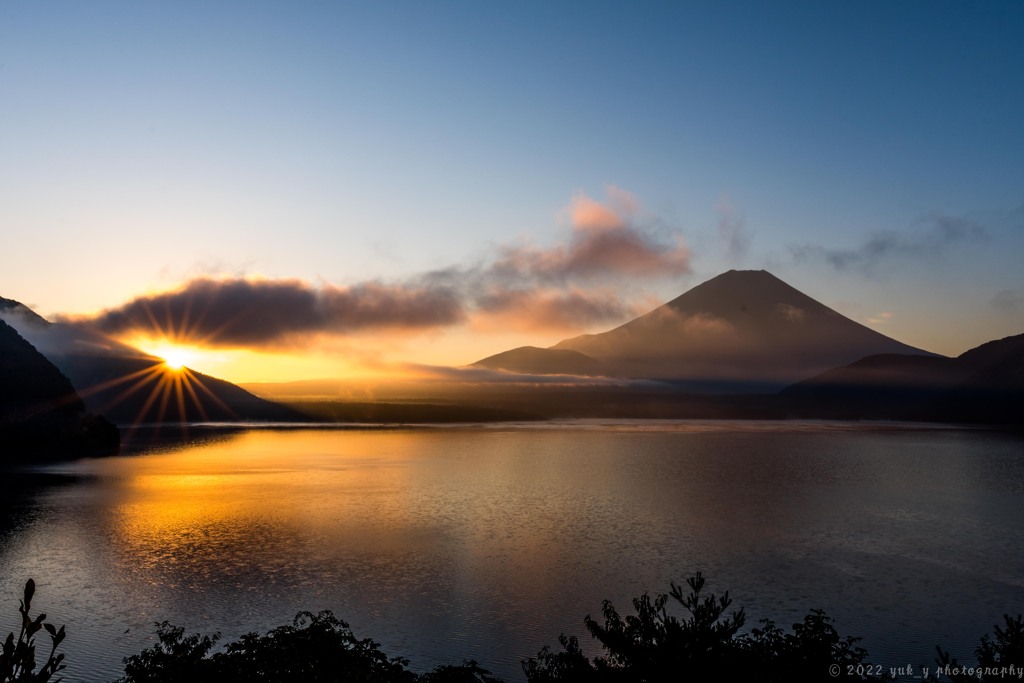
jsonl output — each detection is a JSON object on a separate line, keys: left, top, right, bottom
{"left": 717, "top": 195, "right": 749, "bottom": 263}
{"left": 80, "top": 278, "right": 464, "bottom": 347}
{"left": 991, "top": 290, "right": 1024, "bottom": 314}
{"left": 790, "top": 213, "right": 988, "bottom": 273}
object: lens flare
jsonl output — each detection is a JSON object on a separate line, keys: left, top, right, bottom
{"left": 148, "top": 343, "right": 195, "bottom": 371}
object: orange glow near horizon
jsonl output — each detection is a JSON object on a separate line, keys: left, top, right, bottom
{"left": 117, "top": 337, "right": 404, "bottom": 385}
{"left": 112, "top": 324, "right": 550, "bottom": 387}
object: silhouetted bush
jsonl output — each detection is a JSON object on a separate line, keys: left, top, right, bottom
{"left": 118, "top": 610, "right": 499, "bottom": 683}
{"left": 1, "top": 580, "right": 66, "bottom": 683}
{"left": 118, "top": 610, "right": 413, "bottom": 683}
{"left": 523, "top": 572, "right": 878, "bottom": 682}
{"left": 932, "top": 613, "right": 1024, "bottom": 682}
{"left": 7, "top": 572, "right": 1024, "bottom": 682}
{"left": 418, "top": 660, "right": 504, "bottom": 683}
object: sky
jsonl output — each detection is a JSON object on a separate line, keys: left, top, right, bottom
{"left": 1, "top": 1, "right": 1022, "bottom": 384}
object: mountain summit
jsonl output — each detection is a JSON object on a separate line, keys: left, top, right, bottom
{"left": 476, "top": 270, "right": 935, "bottom": 390}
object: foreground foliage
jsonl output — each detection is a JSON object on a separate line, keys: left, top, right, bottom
{"left": 522, "top": 572, "right": 875, "bottom": 682}
{"left": 4, "top": 574, "right": 1023, "bottom": 682}
{"left": 118, "top": 610, "right": 498, "bottom": 683}
{"left": 1, "top": 580, "right": 66, "bottom": 683}
{"left": 933, "top": 613, "right": 1024, "bottom": 683}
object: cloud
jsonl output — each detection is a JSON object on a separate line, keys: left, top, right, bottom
{"left": 403, "top": 362, "right": 655, "bottom": 386}
{"left": 991, "top": 290, "right": 1024, "bottom": 314}
{"left": 790, "top": 212, "right": 988, "bottom": 272}
{"left": 866, "top": 311, "right": 894, "bottom": 326}
{"left": 472, "top": 287, "right": 644, "bottom": 332}
{"left": 75, "top": 277, "right": 465, "bottom": 347}
{"left": 717, "top": 194, "right": 749, "bottom": 262}
{"left": 775, "top": 303, "right": 805, "bottom": 323}
{"left": 490, "top": 188, "right": 691, "bottom": 283}
{"left": 67, "top": 189, "right": 692, "bottom": 348}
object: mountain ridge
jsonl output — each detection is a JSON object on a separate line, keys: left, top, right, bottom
{"left": 473, "top": 346, "right": 607, "bottom": 376}
{"left": 476, "top": 270, "right": 936, "bottom": 390}
{"left": 0, "top": 299, "right": 300, "bottom": 426}
{"left": 780, "top": 332, "right": 1024, "bottom": 424}
{"left": 1, "top": 319, "right": 119, "bottom": 459}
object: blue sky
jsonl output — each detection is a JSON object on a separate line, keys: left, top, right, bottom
{"left": 1, "top": 1, "right": 1022, "bottom": 378}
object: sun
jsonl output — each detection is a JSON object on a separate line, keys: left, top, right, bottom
{"left": 153, "top": 344, "right": 195, "bottom": 371}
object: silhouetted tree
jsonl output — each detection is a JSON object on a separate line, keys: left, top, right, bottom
{"left": 933, "top": 613, "right": 1024, "bottom": 682}
{"left": 1, "top": 580, "right": 66, "bottom": 683}
{"left": 742, "top": 610, "right": 872, "bottom": 683}
{"left": 119, "top": 611, "right": 415, "bottom": 683}
{"left": 118, "top": 610, "right": 501, "bottom": 683}
{"left": 523, "top": 573, "right": 880, "bottom": 682}
{"left": 15, "top": 568, "right": 1023, "bottom": 683}
{"left": 418, "top": 660, "right": 503, "bottom": 683}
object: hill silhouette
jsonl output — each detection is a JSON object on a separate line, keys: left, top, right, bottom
{"left": 473, "top": 346, "right": 607, "bottom": 376}
{"left": 476, "top": 270, "right": 934, "bottom": 391}
{"left": 781, "top": 333, "right": 1024, "bottom": 424}
{"left": 934, "top": 333, "right": 1024, "bottom": 424}
{"left": 0, "top": 319, "right": 118, "bottom": 459}
{"left": 0, "top": 299, "right": 300, "bottom": 426}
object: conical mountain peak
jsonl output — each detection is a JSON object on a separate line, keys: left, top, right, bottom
{"left": 480, "top": 270, "right": 935, "bottom": 391}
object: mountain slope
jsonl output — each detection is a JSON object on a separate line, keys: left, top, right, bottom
{"left": 473, "top": 346, "right": 607, "bottom": 376}
{"left": 0, "top": 296, "right": 51, "bottom": 327}
{"left": 534, "top": 270, "right": 933, "bottom": 389}
{"left": 930, "top": 333, "right": 1024, "bottom": 424}
{"left": 59, "top": 353, "right": 303, "bottom": 424}
{"left": 1, "top": 299, "right": 300, "bottom": 425}
{"left": 780, "top": 333, "right": 1024, "bottom": 424}
{"left": 779, "top": 354, "right": 970, "bottom": 420}
{"left": 1, "top": 319, "right": 119, "bottom": 458}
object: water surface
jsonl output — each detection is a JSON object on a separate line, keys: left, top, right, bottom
{"left": 1, "top": 421, "right": 1022, "bottom": 681}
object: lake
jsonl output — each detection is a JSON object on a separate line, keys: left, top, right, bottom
{"left": 2, "top": 421, "right": 1023, "bottom": 681}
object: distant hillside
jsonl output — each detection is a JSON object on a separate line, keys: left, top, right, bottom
{"left": 473, "top": 346, "right": 607, "bottom": 376}
{"left": 779, "top": 354, "right": 970, "bottom": 420}
{"left": 0, "top": 319, "right": 118, "bottom": 459}
{"left": 1, "top": 299, "right": 300, "bottom": 426}
{"left": 781, "top": 333, "right": 1024, "bottom": 425}
{"left": 478, "top": 270, "right": 935, "bottom": 391}
{"left": 931, "top": 333, "right": 1024, "bottom": 424}
{"left": 0, "top": 296, "right": 50, "bottom": 327}
{"left": 62, "top": 354, "right": 304, "bottom": 424}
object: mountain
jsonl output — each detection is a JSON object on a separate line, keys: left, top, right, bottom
{"left": 60, "top": 354, "right": 304, "bottom": 424}
{"left": 0, "top": 296, "right": 50, "bottom": 327}
{"left": 473, "top": 346, "right": 607, "bottom": 376}
{"left": 0, "top": 299, "right": 300, "bottom": 426}
{"left": 1, "top": 319, "right": 118, "bottom": 459}
{"left": 779, "top": 354, "right": 970, "bottom": 420}
{"left": 475, "top": 270, "right": 935, "bottom": 391}
{"left": 780, "top": 333, "right": 1024, "bottom": 424}
{"left": 928, "top": 334, "right": 1024, "bottom": 424}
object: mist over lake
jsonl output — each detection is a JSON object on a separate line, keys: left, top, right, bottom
{"left": 2, "top": 422, "right": 1023, "bottom": 682}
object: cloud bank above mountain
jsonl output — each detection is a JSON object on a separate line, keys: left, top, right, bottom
{"left": 69, "top": 189, "right": 691, "bottom": 348}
